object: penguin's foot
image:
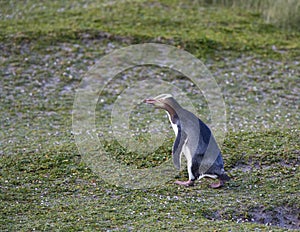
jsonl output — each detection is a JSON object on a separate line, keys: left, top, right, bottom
{"left": 210, "top": 180, "right": 224, "bottom": 189}
{"left": 174, "top": 180, "right": 194, "bottom": 187}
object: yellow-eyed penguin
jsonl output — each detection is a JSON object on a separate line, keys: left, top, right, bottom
{"left": 144, "top": 94, "right": 230, "bottom": 188}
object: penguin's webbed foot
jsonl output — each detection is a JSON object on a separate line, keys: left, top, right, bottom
{"left": 210, "top": 180, "right": 224, "bottom": 189}
{"left": 174, "top": 180, "right": 194, "bottom": 187}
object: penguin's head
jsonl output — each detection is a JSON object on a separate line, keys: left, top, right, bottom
{"left": 144, "top": 94, "right": 174, "bottom": 109}
{"left": 144, "top": 94, "right": 182, "bottom": 124}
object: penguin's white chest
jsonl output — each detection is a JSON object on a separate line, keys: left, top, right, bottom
{"left": 166, "top": 112, "right": 178, "bottom": 136}
{"left": 170, "top": 122, "right": 178, "bottom": 136}
{"left": 182, "top": 142, "right": 191, "bottom": 161}
{"left": 182, "top": 141, "right": 194, "bottom": 180}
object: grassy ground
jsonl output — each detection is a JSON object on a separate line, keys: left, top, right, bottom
{"left": 1, "top": 0, "right": 299, "bottom": 231}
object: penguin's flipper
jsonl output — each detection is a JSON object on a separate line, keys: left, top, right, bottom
{"left": 172, "top": 126, "right": 187, "bottom": 170}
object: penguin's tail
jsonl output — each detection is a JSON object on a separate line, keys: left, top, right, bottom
{"left": 219, "top": 173, "right": 231, "bottom": 182}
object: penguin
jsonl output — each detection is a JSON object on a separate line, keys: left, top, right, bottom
{"left": 144, "top": 94, "right": 230, "bottom": 188}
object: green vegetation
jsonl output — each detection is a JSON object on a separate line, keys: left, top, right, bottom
{"left": 215, "top": 0, "right": 300, "bottom": 30}
{"left": 1, "top": 0, "right": 299, "bottom": 231}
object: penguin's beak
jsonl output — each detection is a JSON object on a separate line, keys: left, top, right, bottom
{"left": 143, "top": 99, "right": 157, "bottom": 104}
{"left": 144, "top": 98, "right": 166, "bottom": 109}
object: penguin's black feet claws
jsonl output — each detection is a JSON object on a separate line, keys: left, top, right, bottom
{"left": 174, "top": 180, "right": 194, "bottom": 187}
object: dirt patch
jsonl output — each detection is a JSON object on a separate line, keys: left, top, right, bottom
{"left": 206, "top": 206, "right": 300, "bottom": 230}
{"left": 249, "top": 206, "right": 300, "bottom": 230}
